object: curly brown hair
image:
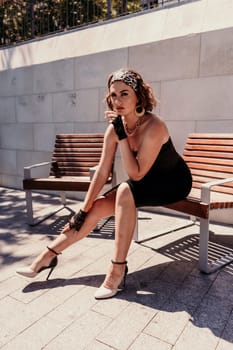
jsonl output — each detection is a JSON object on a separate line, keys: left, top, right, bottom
{"left": 105, "top": 68, "right": 158, "bottom": 112}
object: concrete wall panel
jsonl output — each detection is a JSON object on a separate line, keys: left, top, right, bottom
{"left": 75, "top": 49, "right": 128, "bottom": 90}
{"left": 0, "top": 66, "right": 34, "bottom": 96}
{"left": 53, "top": 92, "right": 79, "bottom": 122}
{"left": 16, "top": 150, "right": 51, "bottom": 177}
{"left": 200, "top": 27, "right": 233, "bottom": 77}
{"left": 129, "top": 34, "right": 200, "bottom": 82}
{"left": 0, "top": 97, "right": 16, "bottom": 123}
{"left": 162, "top": 0, "right": 206, "bottom": 40}
{"left": 16, "top": 94, "right": 53, "bottom": 123}
{"left": 196, "top": 120, "right": 233, "bottom": 133}
{"left": 33, "top": 59, "right": 74, "bottom": 94}
{"left": 160, "top": 76, "right": 233, "bottom": 120}
{"left": 0, "top": 149, "right": 17, "bottom": 174}
{"left": 76, "top": 89, "right": 100, "bottom": 122}
{"left": 203, "top": 0, "right": 233, "bottom": 32}
{"left": 0, "top": 124, "right": 33, "bottom": 150}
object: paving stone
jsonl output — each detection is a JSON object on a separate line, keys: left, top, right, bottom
{"left": 1, "top": 314, "right": 66, "bottom": 350}
{"left": 43, "top": 310, "right": 111, "bottom": 350}
{"left": 128, "top": 333, "right": 172, "bottom": 350}
{"left": 173, "top": 323, "right": 219, "bottom": 350}
{"left": 144, "top": 303, "right": 192, "bottom": 345}
{"left": 0, "top": 296, "right": 42, "bottom": 347}
{"left": 173, "top": 294, "right": 233, "bottom": 350}
{"left": 216, "top": 310, "right": 233, "bottom": 350}
{"left": 85, "top": 340, "right": 115, "bottom": 350}
{"left": 96, "top": 303, "right": 155, "bottom": 350}
{"left": 0, "top": 276, "right": 28, "bottom": 299}
{"left": 47, "top": 285, "right": 98, "bottom": 324}
{"left": 91, "top": 296, "right": 129, "bottom": 319}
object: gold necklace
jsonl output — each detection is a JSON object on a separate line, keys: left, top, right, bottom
{"left": 125, "top": 115, "right": 147, "bottom": 136}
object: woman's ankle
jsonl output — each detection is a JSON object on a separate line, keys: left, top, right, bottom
{"left": 30, "top": 249, "right": 55, "bottom": 271}
{"left": 103, "top": 263, "right": 126, "bottom": 289}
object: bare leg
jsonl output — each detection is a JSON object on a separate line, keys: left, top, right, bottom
{"left": 96, "top": 182, "right": 136, "bottom": 295}
{"left": 29, "top": 193, "right": 116, "bottom": 272}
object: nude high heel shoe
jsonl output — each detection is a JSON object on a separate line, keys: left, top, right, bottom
{"left": 94, "top": 260, "right": 128, "bottom": 300}
{"left": 16, "top": 246, "right": 61, "bottom": 280}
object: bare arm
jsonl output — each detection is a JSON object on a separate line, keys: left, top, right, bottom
{"left": 82, "top": 125, "right": 117, "bottom": 212}
{"left": 118, "top": 117, "right": 169, "bottom": 181}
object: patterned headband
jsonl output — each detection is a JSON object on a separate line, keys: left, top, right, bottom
{"left": 110, "top": 70, "right": 138, "bottom": 91}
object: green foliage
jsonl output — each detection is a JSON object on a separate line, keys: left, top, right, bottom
{"left": 0, "top": 0, "right": 143, "bottom": 46}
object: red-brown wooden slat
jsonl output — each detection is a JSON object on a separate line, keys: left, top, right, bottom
{"left": 183, "top": 156, "right": 233, "bottom": 167}
{"left": 190, "top": 168, "right": 233, "bottom": 179}
{"left": 191, "top": 183, "right": 233, "bottom": 195}
{"left": 49, "top": 134, "right": 104, "bottom": 177}
{"left": 185, "top": 145, "right": 233, "bottom": 153}
{"left": 191, "top": 174, "right": 233, "bottom": 187}
{"left": 188, "top": 133, "right": 233, "bottom": 139}
{"left": 186, "top": 138, "right": 233, "bottom": 145}
{"left": 185, "top": 162, "right": 233, "bottom": 174}
{"left": 183, "top": 150, "right": 233, "bottom": 159}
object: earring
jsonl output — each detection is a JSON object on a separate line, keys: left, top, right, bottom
{"left": 135, "top": 105, "right": 145, "bottom": 118}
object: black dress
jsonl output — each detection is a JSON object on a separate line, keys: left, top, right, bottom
{"left": 105, "top": 137, "right": 192, "bottom": 208}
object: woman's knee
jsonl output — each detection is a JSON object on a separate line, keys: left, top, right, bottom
{"left": 91, "top": 196, "right": 115, "bottom": 218}
{"left": 116, "top": 182, "right": 134, "bottom": 206}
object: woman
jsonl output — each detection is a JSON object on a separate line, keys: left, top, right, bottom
{"left": 17, "top": 68, "right": 192, "bottom": 299}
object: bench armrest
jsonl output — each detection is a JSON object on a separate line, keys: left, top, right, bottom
{"left": 201, "top": 177, "right": 233, "bottom": 203}
{"left": 24, "top": 162, "right": 50, "bottom": 179}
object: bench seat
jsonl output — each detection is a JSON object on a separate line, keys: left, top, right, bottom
{"left": 23, "top": 133, "right": 115, "bottom": 225}
{"left": 134, "top": 133, "right": 233, "bottom": 274}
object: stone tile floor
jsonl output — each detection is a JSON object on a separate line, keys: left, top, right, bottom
{"left": 0, "top": 187, "right": 233, "bottom": 350}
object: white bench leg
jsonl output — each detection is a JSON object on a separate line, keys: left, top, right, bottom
{"left": 60, "top": 191, "right": 66, "bottom": 206}
{"left": 198, "top": 217, "right": 210, "bottom": 273}
{"left": 25, "top": 190, "right": 34, "bottom": 225}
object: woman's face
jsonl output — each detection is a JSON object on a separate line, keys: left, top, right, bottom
{"left": 109, "top": 81, "right": 138, "bottom": 117}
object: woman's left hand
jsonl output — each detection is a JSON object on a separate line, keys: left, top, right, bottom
{"left": 62, "top": 209, "right": 87, "bottom": 233}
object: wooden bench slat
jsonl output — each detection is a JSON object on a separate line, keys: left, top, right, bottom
{"left": 185, "top": 145, "right": 233, "bottom": 152}
{"left": 187, "top": 138, "right": 233, "bottom": 145}
{"left": 183, "top": 150, "right": 233, "bottom": 159}
{"left": 192, "top": 184, "right": 233, "bottom": 195}
{"left": 183, "top": 156, "right": 233, "bottom": 167}
{"left": 186, "top": 162, "right": 233, "bottom": 174}
{"left": 188, "top": 133, "right": 233, "bottom": 139}
{"left": 190, "top": 168, "right": 233, "bottom": 180}
{"left": 192, "top": 175, "right": 233, "bottom": 188}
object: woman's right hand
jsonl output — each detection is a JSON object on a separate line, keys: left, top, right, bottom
{"left": 105, "top": 112, "right": 127, "bottom": 140}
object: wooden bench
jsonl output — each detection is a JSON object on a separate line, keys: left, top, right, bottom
{"left": 23, "top": 133, "right": 115, "bottom": 225}
{"left": 134, "top": 133, "right": 233, "bottom": 274}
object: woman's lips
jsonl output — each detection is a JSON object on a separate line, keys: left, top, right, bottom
{"left": 116, "top": 108, "right": 124, "bottom": 113}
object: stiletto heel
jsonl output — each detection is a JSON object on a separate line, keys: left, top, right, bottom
{"left": 16, "top": 246, "right": 61, "bottom": 280}
{"left": 94, "top": 260, "right": 128, "bottom": 300}
{"left": 46, "top": 266, "right": 55, "bottom": 280}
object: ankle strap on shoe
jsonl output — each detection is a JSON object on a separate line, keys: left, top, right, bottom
{"left": 47, "top": 246, "right": 62, "bottom": 255}
{"left": 111, "top": 259, "right": 127, "bottom": 265}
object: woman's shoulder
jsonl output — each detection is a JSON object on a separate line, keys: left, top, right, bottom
{"left": 147, "top": 112, "right": 164, "bottom": 123}
{"left": 147, "top": 113, "right": 167, "bottom": 130}
{"left": 146, "top": 113, "right": 169, "bottom": 141}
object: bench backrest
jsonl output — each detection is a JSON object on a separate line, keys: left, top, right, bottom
{"left": 50, "top": 134, "right": 104, "bottom": 177}
{"left": 183, "top": 133, "right": 233, "bottom": 196}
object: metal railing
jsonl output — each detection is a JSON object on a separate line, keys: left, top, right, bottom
{"left": 0, "top": 0, "right": 184, "bottom": 48}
